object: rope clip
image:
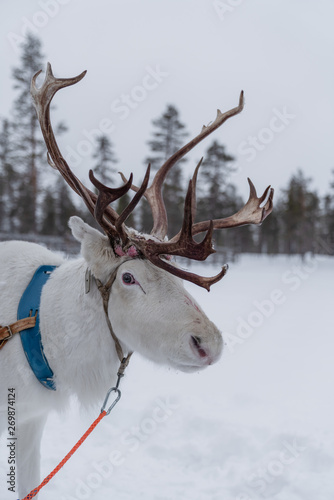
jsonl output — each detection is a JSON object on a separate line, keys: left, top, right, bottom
{"left": 100, "top": 387, "right": 121, "bottom": 416}
{"left": 100, "top": 356, "right": 130, "bottom": 415}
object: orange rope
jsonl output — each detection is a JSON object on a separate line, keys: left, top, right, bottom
{"left": 21, "top": 410, "right": 107, "bottom": 500}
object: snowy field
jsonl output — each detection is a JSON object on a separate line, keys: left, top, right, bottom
{"left": 1, "top": 253, "right": 333, "bottom": 499}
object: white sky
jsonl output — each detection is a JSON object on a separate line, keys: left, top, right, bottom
{"left": 0, "top": 0, "right": 333, "bottom": 201}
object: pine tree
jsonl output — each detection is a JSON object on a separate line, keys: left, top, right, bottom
{"left": 196, "top": 140, "right": 252, "bottom": 256}
{"left": 143, "top": 104, "right": 188, "bottom": 236}
{"left": 223, "top": 183, "right": 255, "bottom": 255}
{"left": 197, "top": 139, "right": 235, "bottom": 219}
{"left": 322, "top": 169, "right": 334, "bottom": 253}
{"left": 40, "top": 178, "right": 77, "bottom": 235}
{"left": 256, "top": 207, "right": 281, "bottom": 254}
{"left": 11, "top": 33, "right": 46, "bottom": 233}
{"left": 280, "top": 169, "right": 320, "bottom": 256}
{"left": 55, "top": 178, "right": 77, "bottom": 235}
{"left": 0, "top": 119, "right": 18, "bottom": 232}
{"left": 92, "top": 135, "right": 118, "bottom": 186}
{"left": 40, "top": 188, "right": 57, "bottom": 235}
{"left": 0, "top": 120, "right": 7, "bottom": 231}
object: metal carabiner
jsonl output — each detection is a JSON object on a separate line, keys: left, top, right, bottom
{"left": 100, "top": 387, "right": 121, "bottom": 415}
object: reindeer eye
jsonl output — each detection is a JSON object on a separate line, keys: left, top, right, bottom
{"left": 122, "top": 272, "right": 135, "bottom": 285}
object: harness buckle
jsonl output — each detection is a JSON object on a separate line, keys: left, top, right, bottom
{"left": 3, "top": 325, "right": 13, "bottom": 340}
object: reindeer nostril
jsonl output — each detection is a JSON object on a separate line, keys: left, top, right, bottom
{"left": 191, "top": 335, "right": 207, "bottom": 358}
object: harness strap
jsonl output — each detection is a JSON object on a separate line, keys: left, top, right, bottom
{"left": 94, "top": 262, "right": 133, "bottom": 370}
{"left": 0, "top": 316, "right": 37, "bottom": 350}
{"left": 1, "top": 262, "right": 133, "bottom": 385}
{"left": 18, "top": 265, "right": 57, "bottom": 390}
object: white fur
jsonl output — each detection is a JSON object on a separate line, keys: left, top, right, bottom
{"left": 0, "top": 217, "right": 223, "bottom": 498}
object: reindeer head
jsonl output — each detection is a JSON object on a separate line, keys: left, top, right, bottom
{"left": 31, "top": 64, "right": 274, "bottom": 372}
{"left": 66, "top": 215, "right": 222, "bottom": 372}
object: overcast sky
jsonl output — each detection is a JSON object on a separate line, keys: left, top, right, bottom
{"left": 0, "top": 0, "right": 333, "bottom": 202}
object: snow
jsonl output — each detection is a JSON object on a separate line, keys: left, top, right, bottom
{"left": 2, "top": 254, "right": 334, "bottom": 499}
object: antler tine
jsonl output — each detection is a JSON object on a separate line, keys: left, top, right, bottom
{"left": 180, "top": 180, "right": 215, "bottom": 259}
{"left": 118, "top": 171, "right": 140, "bottom": 192}
{"left": 119, "top": 167, "right": 167, "bottom": 240}
{"left": 145, "top": 91, "right": 245, "bottom": 240}
{"left": 115, "top": 164, "right": 151, "bottom": 231}
{"left": 140, "top": 250, "right": 228, "bottom": 291}
{"left": 190, "top": 179, "right": 275, "bottom": 236}
{"left": 88, "top": 169, "right": 133, "bottom": 241}
{"left": 88, "top": 165, "right": 151, "bottom": 243}
{"left": 191, "top": 157, "right": 203, "bottom": 223}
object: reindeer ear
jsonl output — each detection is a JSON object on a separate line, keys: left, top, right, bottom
{"left": 68, "top": 216, "right": 102, "bottom": 242}
{"left": 68, "top": 217, "right": 115, "bottom": 274}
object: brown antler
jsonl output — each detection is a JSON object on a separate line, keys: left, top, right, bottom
{"left": 171, "top": 178, "right": 274, "bottom": 242}
{"left": 119, "top": 92, "right": 273, "bottom": 289}
{"left": 121, "top": 91, "right": 245, "bottom": 240}
{"left": 32, "top": 64, "right": 274, "bottom": 291}
{"left": 134, "top": 179, "right": 228, "bottom": 290}
{"left": 132, "top": 177, "right": 273, "bottom": 290}
{"left": 31, "top": 62, "right": 144, "bottom": 245}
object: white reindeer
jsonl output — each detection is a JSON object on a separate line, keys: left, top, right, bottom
{"left": 0, "top": 64, "right": 273, "bottom": 499}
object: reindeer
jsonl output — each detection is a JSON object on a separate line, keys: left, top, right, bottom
{"left": 0, "top": 64, "right": 273, "bottom": 498}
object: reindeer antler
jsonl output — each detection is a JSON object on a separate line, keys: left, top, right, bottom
{"left": 32, "top": 64, "right": 274, "bottom": 290}
{"left": 120, "top": 92, "right": 245, "bottom": 241}
{"left": 31, "top": 63, "right": 143, "bottom": 246}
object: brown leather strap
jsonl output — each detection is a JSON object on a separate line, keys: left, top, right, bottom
{"left": 95, "top": 273, "right": 127, "bottom": 363}
{"left": 94, "top": 261, "right": 133, "bottom": 366}
{"left": 0, "top": 316, "right": 37, "bottom": 350}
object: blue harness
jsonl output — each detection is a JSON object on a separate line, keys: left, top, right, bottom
{"left": 18, "top": 265, "right": 57, "bottom": 391}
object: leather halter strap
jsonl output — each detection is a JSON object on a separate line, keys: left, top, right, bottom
{"left": 0, "top": 316, "right": 37, "bottom": 350}
{"left": 94, "top": 261, "right": 133, "bottom": 376}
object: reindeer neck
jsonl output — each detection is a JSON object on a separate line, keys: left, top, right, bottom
{"left": 40, "top": 258, "right": 121, "bottom": 405}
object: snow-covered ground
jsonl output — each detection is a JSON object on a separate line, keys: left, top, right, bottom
{"left": 2, "top": 253, "right": 334, "bottom": 499}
